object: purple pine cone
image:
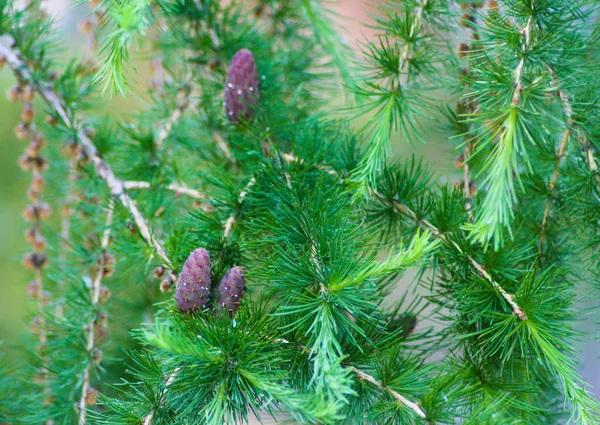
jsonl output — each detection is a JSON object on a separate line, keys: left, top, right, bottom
{"left": 215, "top": 266, "right": 246, "bottom": 315}
{"left": 175, "top": 248, "right": 211, "bottom": 313}
{"left": 224, "top": 49, "right": 259, "bottom": 123}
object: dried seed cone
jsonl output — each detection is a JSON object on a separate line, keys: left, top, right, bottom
{"left": 214, "top": 266, "right": 245, "bottom": 315}
{"left": 175, "top": 248, "right": 212, "bottom": 312}
{"left": 224, "top": 49, "right": 259, "bottom": 123}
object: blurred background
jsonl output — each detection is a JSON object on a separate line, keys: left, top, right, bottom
{"left": 0, "top": 0, "right": 597, "bottom": 407}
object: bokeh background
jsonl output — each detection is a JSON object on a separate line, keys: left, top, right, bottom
{"left": 0, "top": 0, "right": 598, "bottom": 409}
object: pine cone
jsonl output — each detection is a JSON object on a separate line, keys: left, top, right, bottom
{"left": 175, "top": 248, "right": 212, "bottom": 312}
{"left": 224, "top": 49, "right": 259, "bottom": 123}
{"left": 214, "top": 266, "right": 245, "bottom": 315}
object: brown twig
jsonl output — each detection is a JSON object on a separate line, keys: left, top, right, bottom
{"left": 78, "top": 201, "right": 114, "bottom": 425}
{"left": 350, "top": 366, "right": 427, "bottom": 419}
{"left": 223, "top": 177, "right": 256, "bottom": 238}
{"left": 0, "top": 39, "right": 178, "bottom": 285}
{"left": 378, "top": 193, "right": 527, "bottom": 320}
{"left": 123, "top": 181, "right": 206, "bottom": 199}
{"left": 456, "top": 1, "right": 485, "bottom": 221}
{"left": 155, "top": 84, "right": 192, "bottom": 150}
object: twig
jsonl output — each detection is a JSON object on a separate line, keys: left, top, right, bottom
{"left": 378, "top": 193, "right": 527, "bottom": 320}
{"left": 123, "top": 181, "right": 206, "bottom": 199}
{"left": 350, "top": 366, "right": 427, "bottom": 419}
{"left": 78, "top": 201, "right": 114, "bottom": 425}
{"left": 456, "top": 1, "right": 484, "bottom": 221}
{"left": 510, "top": 17, "right": 533, "bottom": 107}
{"left": 275, "top": 338, "right": 428, "bottom": 419}
{"left": 538, "top": 125, "right": 572, "bottom": 253}
{"left": 142, "top": 368, "right": 180, "bottom": 425}
{"left": 223, "top": 177, "right": 256, "bottom": 238}
{"left": 0, "top": 39, "right": 177, "bottom": 285}
{"left": 155, "top": 85, "right": 192, "bottom": 150}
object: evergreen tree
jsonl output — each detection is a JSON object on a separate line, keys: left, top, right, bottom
{"left": 0, "top": 0, "right": 599, "bottom": 424}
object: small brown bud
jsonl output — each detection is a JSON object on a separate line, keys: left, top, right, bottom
{"left": 22, "top": 252, "right": 48, "bottom": 270}
{"left": 24, "top": 227, "right": 45, "bottom": 251}
{"left": 91, "top": 348, "right": 103, "bottom": 364}
{"left": 78, "top": 19, "right": 94, "bottom": 35}
{"left": 458, "top": 43, "right": 469, "bottom": 59}
{"left": 99, "top": 286, "right": 111, "bottom": 303}
{"left": 45, "top": 115, "right": 58, "bottom": 127}
{"left": 22, "top": 85, "right": 34, "bottom": 102}
{"left": 206, "top": 58, "right": 221, "bottom": 72}
{"left": 153, "top": 266, "right": 165, "bottom": 279}
{"left": 22, "top": 203, "right": 51, "bottom": 221}
{"left": 27, "top": 280, "right": 41, "bottom": 298}
{"left": 455, "top": 152, "right": 466, "bottom": 169}
{"left": 85, "top": 388, "right": 98, "bottom": 405}
{"left": 253, "top": 4, "right": 265, "bottom": 17}
{"left": 19, "top": 155, "right": 33, "bottom": 171}
{"left": 21, "top": 103, "right": 35, "bottom": 123}
{"left": 15, "top": 122, "right": 29, "bottom": 140}
{"left": 0, "top": 56, "right": 6, "bottom": 69}
{"left": 7, "top": 85, "right": 22, "bottom": 102}
{"left": 469, "top": 181, "right": 478, "bottom": 197}
{"left": 90, "top": 0, "right": 102, "bottom": 8}
{"left": 22, "top": 204, "right": 37, "bottom": 221}
{"left": 30, "top": 316, "right": 44, "bottom": 333}
{"left": 102, "top": 265, "right": 114, "bottom": 279}
{"left": 30, "top": 175, "right": 45, "bottom": 192}
{"left": 38, "top": 202, "right": 52, "bottom": 220}
{"left": 61, "top": 141, "right": 80, "bottom": 158}
{"left": 160, "top": 279, "right": 172, "bottom": 293}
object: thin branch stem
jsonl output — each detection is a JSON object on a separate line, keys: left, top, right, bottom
{"left": 350, "top": 366, "right": 426, "bottom": 419}
{"left": 155, "top": 85, "right": 192, "bottom": 150}
{"left": 378, "top": 193, "right": 527, "bottom": 320}
{"left": 123, "top": 181, "right": 206, "bottom": 199}
{"left": 0, "top": 40, "right": 177, "bottom": 285}
{"left": 510, "top": 16, "right": 533, "bottom": 107}
{"left": 142, "top": 368, "right": 180, "bottom": 425}
{"left": 78, "top": 201, "right": 114, "bottom": 425}
{"left": 223, "top": 177, "right": 256, "bottom": 238}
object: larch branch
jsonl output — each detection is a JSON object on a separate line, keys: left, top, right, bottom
{"left": 0, "top": 39, "right": 177, "bottom": 285}
{"left": 123, "top": 181, "right": 206, "bottom": 200}
{"left": 379, "top": 193, "right": 527, "bottom": 320}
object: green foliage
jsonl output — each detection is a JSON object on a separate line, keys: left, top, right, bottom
{"left": 0, "top": 0, "right": 599, "bottom": 424}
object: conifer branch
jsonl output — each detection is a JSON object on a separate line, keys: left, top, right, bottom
{"left": 223, "top": 176, "right": 256, "bottom": 238}
{"left": 349, "top": 366, "right": 427, "bottom": 419}
{"left": 539, "top": 120, "right": 572, "bottom": 253}
{"left": 141, "top": 368, "right": 180, "bottom": 425}
{"left": 78, "top": 201, "right": 114, "bottom": 425}
{"left": 544, "top": 65, "right": 600, "bottom": 190}
{"left": 377, "top": 193, "right": 527, "bottom": 320}
{"left": 274, "top": 338, "right": 428, "bottom": 420}
{"left": 123, "top": 181, "right": 206, "bottom": 199}
{"left": 0, "top": 39, "right": 177, "bottom": 284}
{"left": 456, "top": 1, "right": 482, "bottom": 221}
{"left": 155, "top": 84, "right": 192, "bottom": 150}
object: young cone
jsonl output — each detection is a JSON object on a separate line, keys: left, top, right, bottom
{"left": 175, "top": 248, "right": 212, "bottom": 312}
{"left": 214, "top": 266, "right": 245, "bottom": 315}
{"left": 224, "top": 49, "right": 259, "bottom": 122}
